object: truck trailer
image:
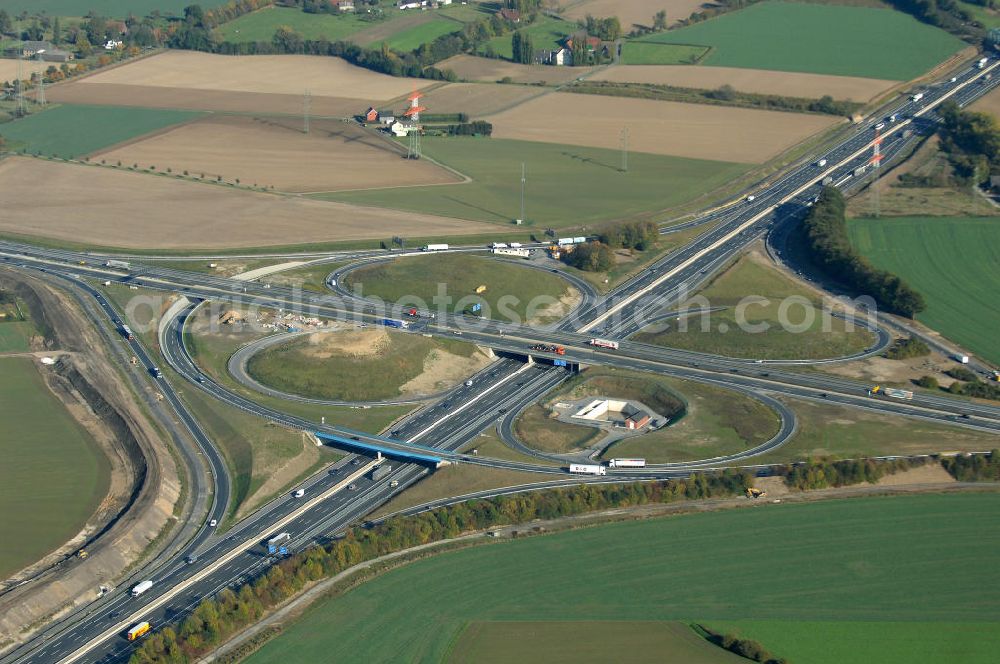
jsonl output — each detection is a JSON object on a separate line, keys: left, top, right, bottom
{"left": 910, "top": 92, "right": 924, "bottom": 102}
{"left": 372, "top": 464, "right": 393, "bottom": 482}
{"left": 608, "top": 458, "right": 646, "bottom": 468}
{"left": 118, "top": 324, "right": 134, "bottom": 341}
{"left": 131, "top": 580, "right": 153, "bottom": 597}
{"left": 977, "top": 57, "right": 989, "bottom": 69}
{"left": 883, "top": 387, "right": 914, "bottom": 400}
{"left": 569, "top": 464, "right": 606, "bottom": 476}
{"left": 267, "top": 532, "right": 292, "bottom": 554}
{"left": 421, "top": 244, "right": 448, "bottom": 251}
{"left": 104, "top": 259, "right": 130, "bottom": 270}
{"left": 381, "top": 318, "right": 410, "bottom": 329}
{"left": 589, "top": 338, "right": 619, "bottom": 350}
{"left": 127, "top": 622, "right": 152, "bottom": 641}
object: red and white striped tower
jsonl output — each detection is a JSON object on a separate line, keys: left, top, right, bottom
{"left": 404, "top": 90, "right": 425, "bottom": 159}
{"left": 870, "top": 127, "right": 883, "bottom": 218}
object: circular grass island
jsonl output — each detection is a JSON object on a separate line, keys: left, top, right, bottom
{"left": 246, "top": 327, "right": 492, "bottom": 402}
{"left": 342, "top": 253, "right": 579, "bottom": 325}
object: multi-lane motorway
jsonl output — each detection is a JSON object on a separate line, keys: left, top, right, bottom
{"left": 1, "top": 56, "right": 998, "bottom": 664}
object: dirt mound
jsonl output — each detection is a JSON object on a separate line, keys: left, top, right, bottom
{"left": 302, "top": 329, "right": 389, "bottom": 359}
{"left": 399, "top": 346, "right": 493, "bottom": 396}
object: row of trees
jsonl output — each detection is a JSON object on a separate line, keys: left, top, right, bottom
{"left": 597, "top": 220, "right": 659, "bottom": 251}
{"left": 562, "top": 241, "right": 616, "bottom": 272}
{"left": 777, "top": 456, "right": 926, "bottom": 490}
{"left": 802, "top": 187, "right": 926, "bottom": 317}
{"left": 129, "top": 471, "right": 752, "bottom": 663}
{"left": 446, "top": 120, "right": 493, "bottom": 136}
{"left": 938, "top": 101, "right": 1000, "bottom": 185}
{"left": 569, "top": 81, "right": 861, "bottom": 117}
{"left": 884, "top": 0, "right": 984, "bottom": 42}
{"left": 941, "top": 450, "right": 1000, "bottom": 481}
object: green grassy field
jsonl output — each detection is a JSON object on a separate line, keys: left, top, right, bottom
{"left": 0, "top": 105, "right": 200, "bottom": 159}
{"left": 245, "top": 493, "right": 1000, "bottom": 664}
{"left": 344, "top": 253, "right": 573, "bottom": 323}
{"left": 385, "top": 18, "right": 463, "bottom": 52}
{"left": 634, "top": 253, "right": 877, "bottom": 360}
{"left": 957, "top": 0, "right": 1000, "bottom": 29}
{"left": 512, "top": 404, "right": 601, "bottom": 454}
{"left": 217, "top": 6, "right": 375, "bottom": 43}
{"left": 0, "top": 322, "right": 36, "bottom": 353}
{"left": 847, "top": 216, "right": 1000, "bottom": 365}
{"left": 247, "top": 330, "right": 481, "bottom": 401}
{"left": 0, "top": 1, "right": 228, "bottom": 16}
{"left": 516, "top": 367, "right": 779, "bottom": 463}
{"left": 481, "top": 16, "right": 576, "bottom": 59}
{"left": 320, "top": 137, "right": 750, "bottom": 227}
{"left": 638, "top": 2, "right": 964, "bottom": 79}
{"left": 449, "top": 621, "right": 746, "bottom": 664}
{"left": 0, "top": 358, "right": 110, "bottom": 579}
{"left": 620, "top": 42, "right": 709, "bottom": 65}
{"left": 708, "top": 620, "right": 999, "bottom": 664}
{"left": 757, "top": 397, "right": 1000, "bottom": 462}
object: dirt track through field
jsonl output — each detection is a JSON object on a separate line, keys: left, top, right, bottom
{"left": 94, "top": 115, "right": 459, "bottom": 193}
{"left": 419, "top": 83, "right": 547, "bottom": 117}
{"left": 437, "top": 54, "right": 594, "bottom": 84}
{"left": 592, "top": 65, "right": 898, "bottom": 102}
{"left": 0, "top": 158, "right": 493, "bottom": 249}
{"left": 487, "top": 91, "right": 840, "bottom": 163}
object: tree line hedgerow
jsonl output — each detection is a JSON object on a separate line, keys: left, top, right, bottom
{"left": 941, "top": 449, "right": 1000, "bottom": 481}
{"left": 566, "top": 81, "right": 862, "bottom": 118}
{"left": 699, "top": 625, "right": 789, "bottom": 664}
{"left": 128, "top": 471, "right": 754, "bottom": 662}
{"left": 776, "top": 456, "right": 929, "bottom": 491}
{"left": 802, "top": 187, "right": 925, "bottom": 317}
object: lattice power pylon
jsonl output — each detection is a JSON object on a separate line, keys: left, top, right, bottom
{"left": 870, "top": 127, "right": 883, "bottom": 218}
{"left": 404, "top": 90, "right": 425, "bottom": 159}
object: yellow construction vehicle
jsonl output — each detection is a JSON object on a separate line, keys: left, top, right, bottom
{"left": 746, "top": 487, "right": 766, "bottom": 499}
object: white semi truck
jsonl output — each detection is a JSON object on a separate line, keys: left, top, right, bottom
{"left": 569, "top": 464, "right": 606, "bottom": 476}
{"left": 608, "top": 458, "right": 646, "bottom": 468}
{"left": 131, "top": 580, "right": 153, "bottom": 597}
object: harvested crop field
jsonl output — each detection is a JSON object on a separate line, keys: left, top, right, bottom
{"left": 437, "top": 54, "right": 594, "bottom": 84}
{"left": 488, "top": 92, "right": 839, "bottom": 163}
{"left": 0, "top": 158, "right": 492, "bottom": 250}
{"left": 592, "top": 65, "right": 898, "bottom": 102}
{"left": 94, "top": 115, "right": 458, "bottom": 193}
{"left": 419, "top": 82, "right": 546, "bottom": 118}
{"left": 0, "top": 59, "right": 56, "bottom": 82}
{"left": 49, "top": 51, "right": 425, "bottom": 116}
{"left": 557, "top": 0, "right": 707, "bottom": 29}
{"left": 75, "top": 51, "right": 425, "bottom": 100}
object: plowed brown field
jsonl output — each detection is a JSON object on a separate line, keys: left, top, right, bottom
{"left": 971, "top": 84, "right": 1000, "bottom": 119}
{"left": 0, "top": 59, "right": 54, "bottom": 82}
{"left": 592, "top": 65, "right": 898, "bottom": 102}
{"left": 94, "top": 115, "right": 458, "bottom": 193}
{"left": 419, "top": 82, "right": 546, "bottom": 117}
{"left": 551, "top": 0, "right": 708, "bottom": 28}
{"left": 48, "top": 51, "right": 425, "bottom": 116}
{"left": 488, "top": 92, "right": 840, "bottom": 163}
{"left": 0, "top": 158, "right": 492, "bottom": 249}
{"left": 437, "top": 54, "right": 593, "bottom": 84}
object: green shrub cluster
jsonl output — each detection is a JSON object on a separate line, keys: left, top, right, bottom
{"left": 597, "top": 220, "right": 659, "bottom": 251}
{"left": 561, "top": 241, "right": 615, "bottom": 272}
{"left": 803, "top": 187, "right": 925, "bottom": 317}
{"left": 778, "top": 456, "right": 925, "bottom": 491}
{"left": 446, "top": 121, "right": 493, "bottom": 137}
{"left": 938, "top": 101, "right": 1000, "bottom": 186}
{"left": 703, "top": 627, "right": 788, "bottom": 664}
{"left": 885, "top": 336, "right": 930, "bottom": 360}
{"left": 129, "top": 471, "right": 751, "bottom": 663}
{"left": 941, "top": 449, "right": 1000, "bottom": 481}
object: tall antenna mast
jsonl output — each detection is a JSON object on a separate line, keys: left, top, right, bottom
{"left": 303, "top": 89, "right": 311, "bottom": 134}
{"left": 404, "top": 90, "right": 424, "bottom": 159}
{"left": 520, "top": 162, "right": 526, "bottom": 223}
{"left": 15, "top": 50, "right": 26, "bottom": 117}
{"left": 35, "top": 73, "right": 46, "bottom": 106}
{"left": 620, "top": 126, "right": 629, "bottom": 172}
{"left": 870, "top": 127, "right": 882, "bottom": 218}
